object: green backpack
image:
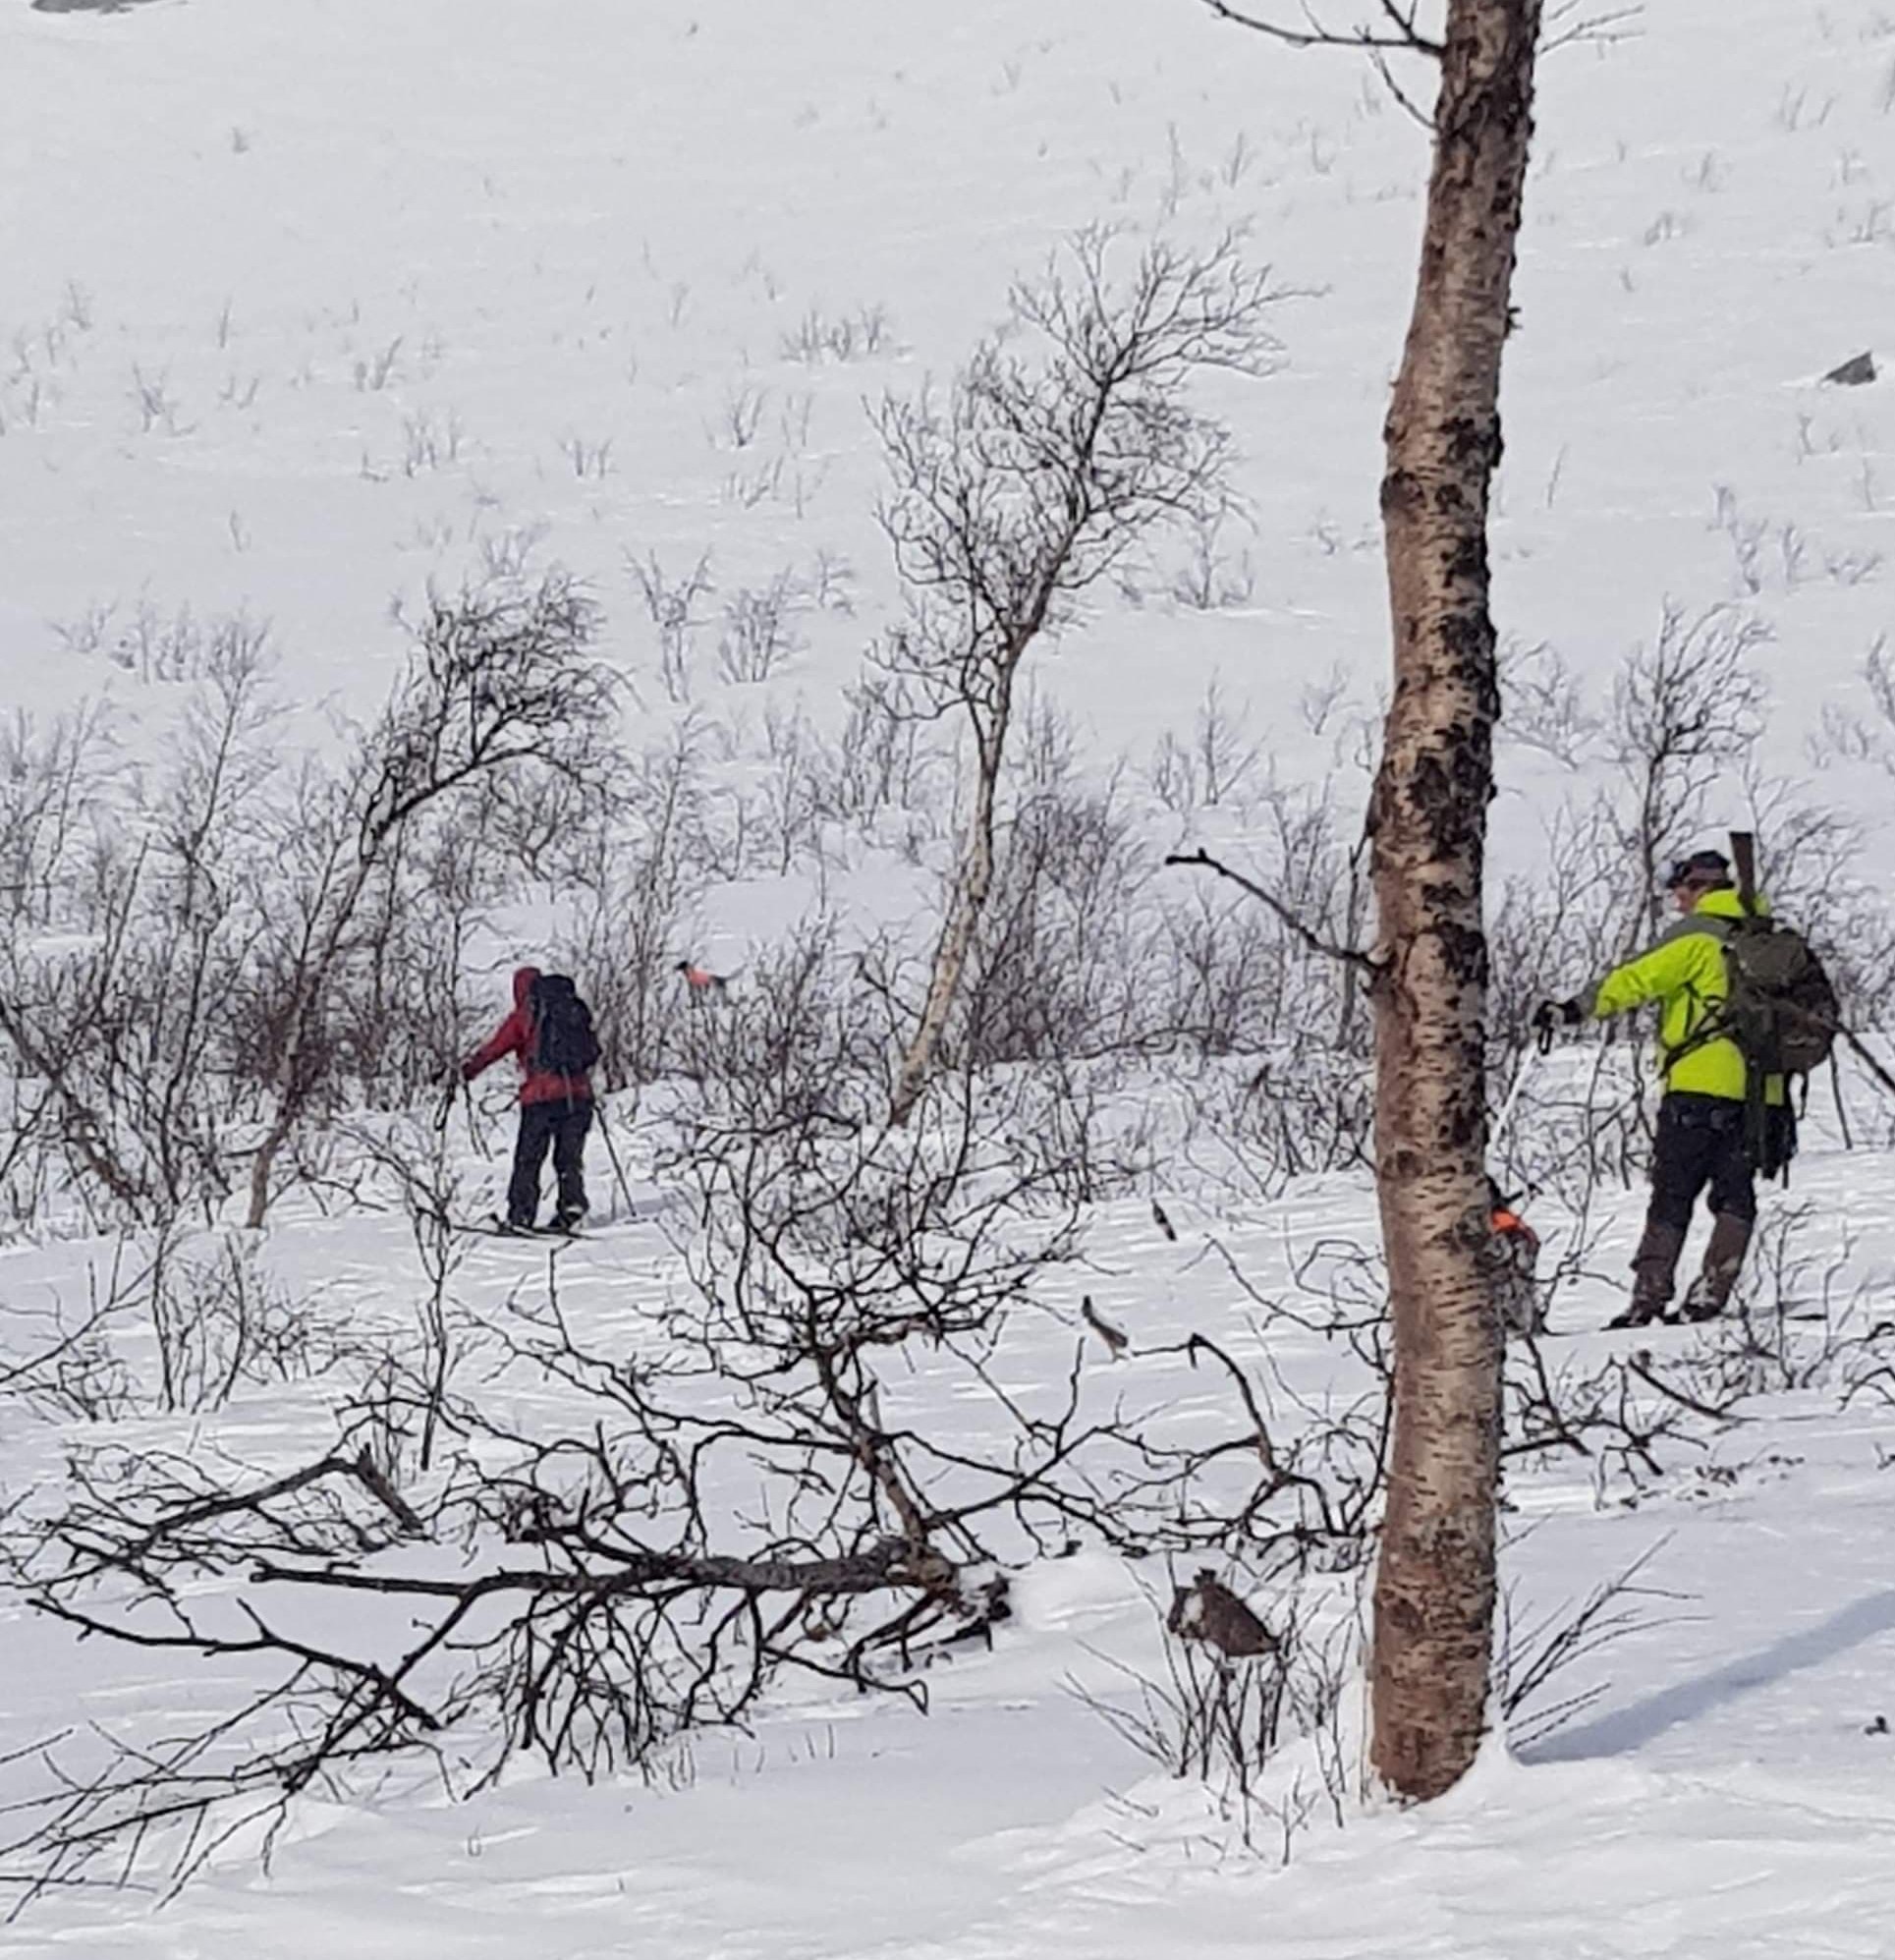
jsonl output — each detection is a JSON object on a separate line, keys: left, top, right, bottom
{"left": 1668, "top": 837, "right": 1838, "bottom": 1179}
{"left": 1717, "top": 913, "right": 1838, "bottom": 1081}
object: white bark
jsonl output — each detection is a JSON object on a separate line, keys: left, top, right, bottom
{"left": 1367, "top": 0, "right": 1542, "bottom": 1802}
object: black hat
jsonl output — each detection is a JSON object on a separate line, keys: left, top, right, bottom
{"left": 1665, "top": 849, "right": 1732, "bottom": 891}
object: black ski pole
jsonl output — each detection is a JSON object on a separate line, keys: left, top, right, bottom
{"left": 594, "top": 1095, "right": 637, "bottom": 1222}
{"left": 1830, "top": 1047, "right": 1855, "bottom": 1152}
{"left": 1841, "top": 1024, "right": 1895, "bottom": 1100}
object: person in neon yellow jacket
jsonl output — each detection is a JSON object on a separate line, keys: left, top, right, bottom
{"left": 1535, "top": 849, "right": 1791, "bottom": 1328}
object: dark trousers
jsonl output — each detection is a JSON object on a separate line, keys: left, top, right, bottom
{"left": 507, "top": 1097, "right": 592, "bottom": 1226}
{"left": 1648, "top": 1092, "right": 1756, "bottom": 1228}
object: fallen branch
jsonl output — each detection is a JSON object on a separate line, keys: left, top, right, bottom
{"left": 251, "top": 1537, "right": 951, "bottom": 1600}
{"left": 1624, "top": 1351, "right": 1743, "bottom": 1426}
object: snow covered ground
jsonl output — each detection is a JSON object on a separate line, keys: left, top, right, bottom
{"left": 4, "top": 1128, "right": 1895, "bottom": 1958}
{"left": 6, "top": 0, "right": 1895, "bottom": 1952}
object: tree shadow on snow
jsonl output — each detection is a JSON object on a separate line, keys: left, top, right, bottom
{"left": 1526, "top": 1588, "right": 1895, "bottom": 1763}
{"left": 31, "top": 0, "right": 167, "bottom": 13}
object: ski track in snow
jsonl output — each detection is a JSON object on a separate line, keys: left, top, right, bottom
{"left": 5, "top": 0, "right": 1895, "bottom": 1951}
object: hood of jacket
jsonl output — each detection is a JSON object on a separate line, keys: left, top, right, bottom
{"left": 511, "top": 965, "right": 541, "bottom": 1010}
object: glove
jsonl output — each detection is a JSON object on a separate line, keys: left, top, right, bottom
{"left": 1531, "top": 998, "right": 1585, "bottom": 1047}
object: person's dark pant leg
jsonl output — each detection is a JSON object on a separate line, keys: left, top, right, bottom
{"left": 1648, "top": 1094, "right": 1717, "bottom": 1231}
{"left": 550, "top": 1099, "right": 592, "bottom": 1224}
{"left": 1617, "top": 1092, "right": 1718, "bottom": 1326}
{"left": 1703, "top": 1107, "right": 1756, "bottom": 1224}
{"left": 507, "top": 1102, "right": 558, "bottom": 1227}
{"left": 1634, "top": 1093, "right": 1757, "bottom": 1323}
{"left": 1680, "top": 1097, "right": 1756, "bottom": 1319}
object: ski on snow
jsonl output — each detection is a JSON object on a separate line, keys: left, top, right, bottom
{"left": 453, "top": 1216, "right": 585, "bottom": 1242}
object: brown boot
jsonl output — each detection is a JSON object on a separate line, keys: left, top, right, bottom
{"left": 1679, "top": 1212, "right": 1752, "bottom": 1321}
{"left": 1609, "top": 1218, "right": 1688, "bottom": 1328}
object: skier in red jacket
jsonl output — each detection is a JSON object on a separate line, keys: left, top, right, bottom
{"left": 461, "top": 966, "right": 594, "bottom": 1232}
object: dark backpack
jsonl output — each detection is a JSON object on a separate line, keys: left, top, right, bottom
{"left": 1717, "top": 915, "right": 1838, "bottom": 1082}
{"left": 527, "top": 974, "right": 600, "bottom": 1076}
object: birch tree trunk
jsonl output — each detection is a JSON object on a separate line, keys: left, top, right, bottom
{"left": 872, "top": 238, "right": 1281, "bottom": 1128}
{"left": 243, "top": 870, "right": 367, "bottom": 1229}
{"left": 1368, "top": 0, "right": 1542, "bottom": 1801}
{"left": 889, "top": 710, "right": 1009, "bottom": 1128}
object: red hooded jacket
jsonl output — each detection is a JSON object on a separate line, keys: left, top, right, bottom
{"left": 461, "top": 966, "right": 593, "bottom": 1106}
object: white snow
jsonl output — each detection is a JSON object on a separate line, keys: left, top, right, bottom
{"left": 6, "top": 0, "right": 1895, "bottom": 1953}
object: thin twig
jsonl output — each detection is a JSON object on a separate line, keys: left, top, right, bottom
{"left": 1195, "top": 0, "right": 1445, "bottom": 56}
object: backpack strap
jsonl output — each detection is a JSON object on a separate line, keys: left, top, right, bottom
{"left": 1720, "top": 844, "right": 1774, "bottom": 1168}
{"left": 1653, "top": 929, "right": 1732, "bottom": 1074}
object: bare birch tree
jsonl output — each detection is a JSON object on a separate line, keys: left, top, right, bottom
{"left": 1198, "top": 0, "right": 1552, "bottom": 1798}
{"left": 242, "top": 575, "right": 621, "bottom": 1226}
{"left": 873, "top": 230, "right": 1284, "bottom": 1125}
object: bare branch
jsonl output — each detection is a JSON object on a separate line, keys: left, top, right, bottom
{"left": 1539, "top": 0, "right": 1643, "bottom": 54}
{"left": 1195, "top": 0, "right": 1445, "bottom": 56}
{"left": 1163, "top": 849, "right": 1374, "bottom": 969}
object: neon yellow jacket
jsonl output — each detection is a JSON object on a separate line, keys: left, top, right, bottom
{"left": 1585, "top": 888, "right": 1783, "bottom": 1104}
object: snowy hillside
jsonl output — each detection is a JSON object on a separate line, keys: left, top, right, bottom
{"left": 7, "top": 0, "right": 1891, "bottom": 838}
{"left": 4, "top": 0, "right": 1895, "bottom": 1953}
